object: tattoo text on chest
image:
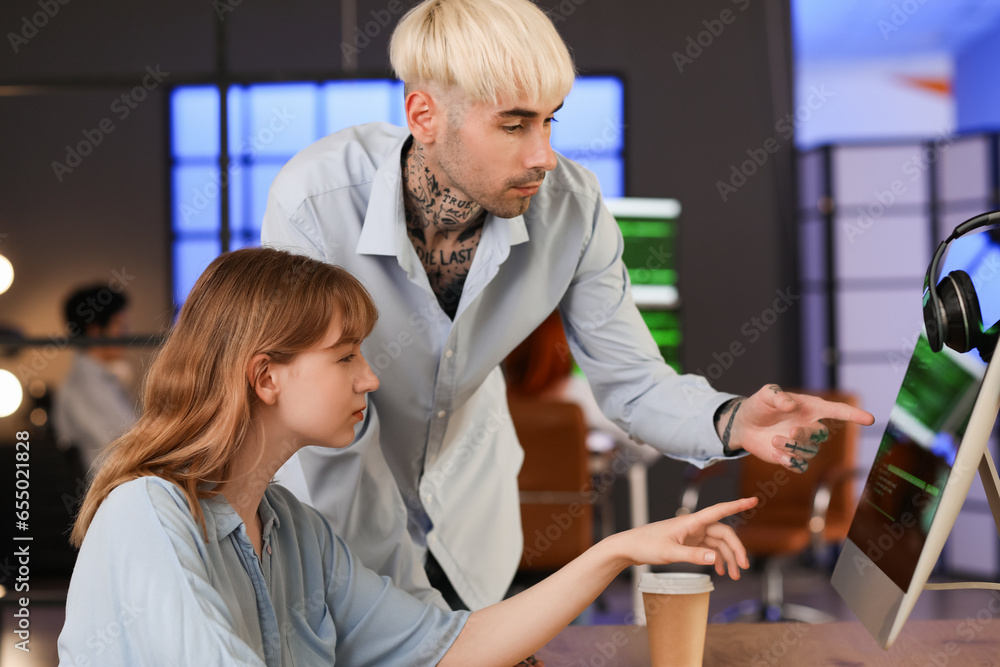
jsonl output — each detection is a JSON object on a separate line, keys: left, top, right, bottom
{"left": 412, "top": 246, "right": 476, "bottom": 267}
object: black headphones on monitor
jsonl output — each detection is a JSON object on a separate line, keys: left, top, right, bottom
{"left": 923, "top": 210, "right": 1000, "bottom": 359}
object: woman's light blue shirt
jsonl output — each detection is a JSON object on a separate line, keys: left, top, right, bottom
{"left": 57, "top": 477, "right": 469, "bottom": 666}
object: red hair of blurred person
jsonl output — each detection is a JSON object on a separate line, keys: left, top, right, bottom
{"left": 505, "top": 311, "right": 573, "bottom": 396}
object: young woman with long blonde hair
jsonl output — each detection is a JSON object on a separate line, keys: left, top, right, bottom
{"left": 58, "top": 247, "right": 755, "bottom": 666}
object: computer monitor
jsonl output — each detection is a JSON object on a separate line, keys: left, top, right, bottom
{"left": 604, "top": 197, "right": 681, "bottom": 371}
{"left": 832, "top": 314, "right": 1000, "bottom": 648}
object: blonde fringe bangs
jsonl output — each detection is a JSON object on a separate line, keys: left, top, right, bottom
{"left": 390, "top": 0, "right": 577, "bottom": 105}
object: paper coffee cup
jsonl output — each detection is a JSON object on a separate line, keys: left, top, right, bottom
{"left": 639, "top": 573, "right": 713, "bottom": 667}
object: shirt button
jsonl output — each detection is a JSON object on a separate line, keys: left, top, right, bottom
{"left": 424, "top": 494, "right": 433, "bottom": 504}
{"left": 437, "top": 410, "right": 446, "bottom": 418}
{"left": 266, "top": 545, "right": 272, "bottom": 555}
{"left": 444, "top": 349, "right": 454, "bottom": 359}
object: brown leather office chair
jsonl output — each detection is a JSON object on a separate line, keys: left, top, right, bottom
{"left": 679, "top": 390, "right": 863, "bottom": 622}
{"left": 509, "top": 394, "right": 594, "bottom": 571}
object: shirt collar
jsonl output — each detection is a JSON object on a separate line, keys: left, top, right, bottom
{"left": 259, "top": 488, "right": 281, "bottom": 538}
{"left": 506, "top": 214, "right": 529, "bottom": 246}
{"left": 204, "top": 494, "right": 241, "bottom": 542}
{"left": 355, "top": 135, "right": 408, "bottom": 257}
{"left": 355, "top": 135, "right": 532, "bottom": 258}
{"left": 207, "top": 486, "right": 282, "bottom": 542}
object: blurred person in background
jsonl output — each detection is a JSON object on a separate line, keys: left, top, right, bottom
{"left": 53, "top": 283, "right": 137, "bottom": 476}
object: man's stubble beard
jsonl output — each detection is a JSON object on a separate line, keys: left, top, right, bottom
{"left": 436, "top": 129, "right": 538, "bottom": 220}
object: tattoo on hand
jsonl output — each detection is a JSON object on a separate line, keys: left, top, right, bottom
{"left": 722, "top": 398, "right": 744, "bottom": 450}
{"left": 769, "top": 384, "right": 782, "bottom": 394}
{"left": 784, "top": 442, "right": 818, "bottom": 455}
{"left": 809, "top": 429, "right": 829, "bottom": 444}
{"left": 789, "top": 457, "right": 808, "bottom": 472}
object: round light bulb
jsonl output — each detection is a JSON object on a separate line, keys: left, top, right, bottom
{"left": 0, "top": 255, "right": 12, "bottom": 295}
{"left": 0, "top": 369, "right": 23, "bottom": 418}
{"left": 30, "top": 408, "right": 47, "bottom": 426}
{"left": 28, "top": 379, "right": 47, "bottom": 399}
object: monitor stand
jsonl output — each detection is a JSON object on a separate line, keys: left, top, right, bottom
{"left": 923, "top": 450, "right": 1000, "bottom": 593}
{"left": 980, "top": 450, "right": 1000, "bottom": 540}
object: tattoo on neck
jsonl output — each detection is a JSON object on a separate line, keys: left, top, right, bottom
{"left": 402, "top": 141, "right": 483, "bottom": 233}
{"left": 456, "top": 222, "right": 484, "bottom": 243}
{"left": 401, "top": 140, "right": 487, "bottom": 318}
{"left": 409, "top": 225, "right": 427, "bottom": 245}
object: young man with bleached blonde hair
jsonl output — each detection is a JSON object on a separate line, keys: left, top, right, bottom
{"left": 263, "top": 0, "right": 873, "bottom": 637}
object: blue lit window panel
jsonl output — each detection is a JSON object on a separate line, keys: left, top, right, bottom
{"left": 173, "top": 165, "right": 222, "bottom": 233}
{"left": 170, "top": 76, "right": 625, "bottom": 306}
{"left": 551, "top": 76, "right": 625, "bottom": 154}
{"left": 173, "top": 238, "right": 222, "bottom": 305}
{"left": 236, "top": 83, "right": 320, "bottom": 158}
{"left": 323, "top": 80, "right": 406, "bottom": 134}
{"left": 248, "top": 163, "right": 285, "bottom": 237}
{"left": 229, "top": 235, "right": 260, "bottom": 251}
{"left": 563, "top": 154, "right": 623, "bottom": 198}
{"left": 170, "top": 86, "right": 220, "bottom": 159}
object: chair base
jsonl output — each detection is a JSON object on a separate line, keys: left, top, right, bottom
{"left": 711, "top": 557, "right": 837, "bottom": 624}
{"left": 711, "top": 599, "right": 836, "bottom": 624}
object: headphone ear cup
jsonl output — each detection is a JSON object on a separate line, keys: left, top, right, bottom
{"left": 923, "top": 287, "right": 945, "bottom": 352}
{"left": 938, "top": 270, "right": 984, "bottom": 353}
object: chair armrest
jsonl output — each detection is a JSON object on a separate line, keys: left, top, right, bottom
{"left": 675, "top": 464, "right": 726, "bottom": 516}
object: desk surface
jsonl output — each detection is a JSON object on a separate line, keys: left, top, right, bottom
{"left": 537, "top": 619, "right": 1000, "bottom": 666}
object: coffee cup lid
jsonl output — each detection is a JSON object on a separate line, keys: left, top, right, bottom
{"left": 637, "top": 572, "right": 714, "bottom": 595}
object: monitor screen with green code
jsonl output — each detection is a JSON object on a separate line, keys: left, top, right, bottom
{"left": 605, "top": 197, "right": 681, "bottom": 372}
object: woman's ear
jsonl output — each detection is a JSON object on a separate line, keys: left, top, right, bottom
{"left": 247, "top": 353, "right": 278, "bottom": 405}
